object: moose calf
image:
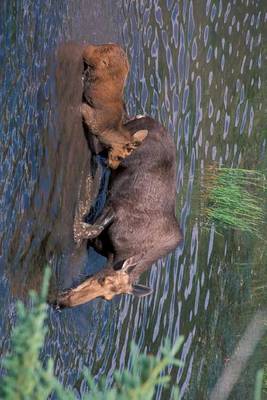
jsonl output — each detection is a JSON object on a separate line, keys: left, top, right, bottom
{"left": 81, "top": 43, "right": 147, "bottom": 168}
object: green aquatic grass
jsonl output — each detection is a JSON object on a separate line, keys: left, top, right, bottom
{"left": 201, "top": 166, "right": 266, "bottom": 237}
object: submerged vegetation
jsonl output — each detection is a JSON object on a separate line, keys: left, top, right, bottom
{"left": 0, "top": 267, "right": 183, "bottom": 400}
{"left": 201, "top": 166, "right": 266, "bottom": 237}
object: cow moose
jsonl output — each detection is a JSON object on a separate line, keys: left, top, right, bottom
{"left": 57, "top": 115, "right": 182, "bottom": 308}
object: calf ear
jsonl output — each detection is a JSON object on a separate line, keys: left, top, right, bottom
{"left": 131, "top": 284, "right": 153, "bottom": 297}
{"left": 132, "top": 129, "right": 148, "bottom": 144}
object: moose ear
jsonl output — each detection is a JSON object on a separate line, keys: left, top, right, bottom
{"left": 131, "top": 284, "right": 153, "bottom": 298}
{"left": 132, "top": 129, "right": 148, "bottom": 144}
{"left": 121, "top": 255, "right": 142, "bottom": 274}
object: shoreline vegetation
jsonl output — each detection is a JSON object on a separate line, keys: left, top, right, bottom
{"left": 0, "top": 265, "right": 266, "bottom": 400}
{"left": 0, "top": 268, "right": 184, "bottom": 400}
{"left": 1, "top": 268, "right": 266, "bottom": 399}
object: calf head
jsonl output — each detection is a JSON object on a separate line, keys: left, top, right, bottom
{"left": 107, "top": 128, "right": 148, "bottom": 169}
{"left": 56, "top": 256, "right": 152, "bottom": 308}
{"left": 83, "top": 43, "right": 129, "bottom": 95}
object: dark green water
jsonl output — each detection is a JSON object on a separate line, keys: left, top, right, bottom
{"left": 0, "top": 1, "right": 267, "bottom": 399}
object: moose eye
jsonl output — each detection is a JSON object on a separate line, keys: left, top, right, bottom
{"left": 98, "top": 277, "right": 106, "bottom": 285}
{"left": 126, "top": 265, "right": 135, "bottom": 274}
{"left": 112, "top": 156, "right": 122, "bottom": 162}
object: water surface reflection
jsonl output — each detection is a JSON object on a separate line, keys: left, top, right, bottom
{"left": 1, "top": 1, "right": 267, "bottom": 399}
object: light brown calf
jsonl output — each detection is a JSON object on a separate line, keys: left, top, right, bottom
{"left": 81, "top": 43, "right": 147, "bottom": 168}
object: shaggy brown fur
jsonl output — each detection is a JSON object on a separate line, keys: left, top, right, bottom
{"left": 57, "top": 117, "right": 182, "bottom": 308}
{"left": 81, "top": 43, "right": 147, "bottom": 168}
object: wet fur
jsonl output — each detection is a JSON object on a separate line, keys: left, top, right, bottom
{"left": 57, "top": 116, "right": 182, "bottom": 307}
{"left": 92, "top": 116, "right": 182, "bottom": 280}
{"left": 81, "top": 44, "right": 147, "bottom": 168}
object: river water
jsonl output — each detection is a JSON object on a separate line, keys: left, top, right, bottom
{"left": 1, "top": 1, "right": 267, "bottom": 399}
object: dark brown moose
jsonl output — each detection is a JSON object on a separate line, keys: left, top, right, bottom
{"left": 81, "top": 43, "right": 147, "bottom": 169}
{"left": 57, "top": 116, "right": 182, "bottom": 307}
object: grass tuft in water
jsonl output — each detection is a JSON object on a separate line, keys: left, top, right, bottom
{"left": 201, "top": 166, "right": 266, "bottom": 237}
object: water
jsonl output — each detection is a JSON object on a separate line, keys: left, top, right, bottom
{"left": 1, "top": 0, "right": 267, "bottom": 399}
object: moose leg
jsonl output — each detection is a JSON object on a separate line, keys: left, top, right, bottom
{"left": 93, "top": 207, "right": 115, "bottom": 228}
{"left": 74, "top": 205, "right": 114, "bottom": 245}
{"left": 81, "top": 104, "right": 128, "bottom": 147}
{"left": 74, "top": 168, "right": 112, "bottom": 246}
{"left": 81, "top": 103, "right": 100, "bottom": 135}
{"left": 74, "top": 222, "right": 105, "bottom": 241}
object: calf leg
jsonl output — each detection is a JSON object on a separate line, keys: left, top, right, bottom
{"left": 81, "top": 103, "right": 99, "bottom": 134}
{"left": 81, "top": 103, "right": 129, "bottom": 147}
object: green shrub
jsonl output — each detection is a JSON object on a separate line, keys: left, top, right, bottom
{"left": 0, "top": 268, "right": 58, "bottom": 400}
{"left": 0, "top": 268, "right": 183, "bottom": 400}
